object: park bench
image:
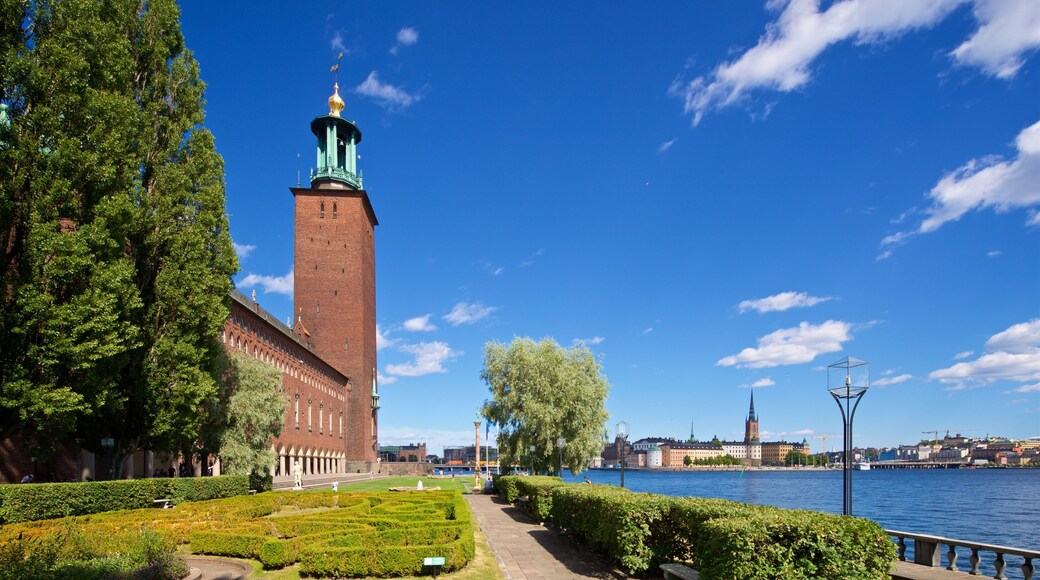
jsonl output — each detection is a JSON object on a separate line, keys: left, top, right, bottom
{"left": 660, "top": 562, "right": 700, "bottom": 580}
{"left": 152, "top": 498, "right": 173, "bottom": 509}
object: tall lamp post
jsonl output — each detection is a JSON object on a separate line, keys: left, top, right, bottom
{"left": 557, "top": 437, "right": 566, "bottom": 476}
{"left": 828, "top": 356, "right": 869, "bottom": 516}
{"left": 529, "top": 444, "right": 536, "bottom": 476}
{"left": 474, "top": 417, "right": 481, "bottom": 489}
{"left": 616, "top": 421, "right": 629, "bottom": 488}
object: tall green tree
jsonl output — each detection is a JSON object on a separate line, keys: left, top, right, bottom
{"left": 205, "top": 352, "right": 285, "bottom": 476}
{"left": 0, "top": 0, "right": 236, "bottom": 478}
{"left": 481, "top": 337, "right": 610, "bottom": 475}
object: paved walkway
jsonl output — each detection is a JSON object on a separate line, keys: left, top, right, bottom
{"left": 465, "top": 494, "right": 630, "bottom": 579}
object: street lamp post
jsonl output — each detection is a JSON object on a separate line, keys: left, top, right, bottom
{"left": 557, "top": 437, "right": 566, "bottom": 476}
{"left": 474, "top": 418, "right": 481, "bottom": 489}
{"left": 529, "top": 444, "right": 536, "bottom": 476}
{"left": 827, "top": 356, "right": 869, "bottom": 516}
{"left": 616, "top": 421, "right": 629, "bottom": 488}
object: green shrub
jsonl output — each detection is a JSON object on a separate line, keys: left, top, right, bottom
{"left": 515, "top": 476, "right": 564, "bottom": 521}
{"left": 0, "top": 476, "right": 249, "bottom": 524}
{"left": 493, "top": 475, "right": 523, "bottom": 502}
{"left": 549, "top": 483, "right": 894, "bottom": 578}
{"left": 249, "top": 470, "right": 273, "bottom": 493}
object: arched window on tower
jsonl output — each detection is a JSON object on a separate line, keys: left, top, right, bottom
{"left": 320, "top": 202, "right": 325, "bottom": 218}
{"left": 333, "top": 203, "right": 337, "bottom": 219}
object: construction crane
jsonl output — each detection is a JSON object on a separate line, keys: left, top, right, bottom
{"left": 813, "top": 434, "right": 839, "bottom": 455}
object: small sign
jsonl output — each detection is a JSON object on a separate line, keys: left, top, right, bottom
{"left": 424, "top": 557, "right": 446, "bottom": 566}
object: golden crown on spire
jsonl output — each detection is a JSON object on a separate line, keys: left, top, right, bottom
{"left": 328, "top": 83, "right": 345, "bottom": 117}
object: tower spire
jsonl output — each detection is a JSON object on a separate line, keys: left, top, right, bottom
{"left": 748, "top": 389, "right": 757, "bottom": 421}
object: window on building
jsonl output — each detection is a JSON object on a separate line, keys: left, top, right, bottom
{"left": 308, "top": 397, "right": 313, "bottom": 432}
{"left": 320, "top": 202, "right": 325, "bottom": 218}
{"left": 333, "top": 203, "right": 337, "bottom": 218}
{"left": 294, "top": 394, "right": 300, "bottom": 429}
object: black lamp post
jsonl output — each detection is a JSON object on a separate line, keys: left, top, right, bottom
{"left": 529, "top": 444, "right": 536, "bottom": 476}
{"left": 828, "top": 356, "right": 869, "bottom": 516}
{"left": 616, "top": 421, "right": 629, "bottom": 488}
{"left": 557, "top": 437, "right": 566, "bottom": 476}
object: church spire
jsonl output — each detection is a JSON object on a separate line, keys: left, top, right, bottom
{"left": 748, "top": 389, "right": 757, "bottom": 422}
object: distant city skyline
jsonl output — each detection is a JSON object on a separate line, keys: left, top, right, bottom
{"left": 180, "top": 2, "right": 1040, "bottom": 456}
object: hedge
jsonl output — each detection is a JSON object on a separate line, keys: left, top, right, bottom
{"left": 537, "top": 483, "right": 894, "bottom": 578}
{"left": 0, "top": 475, "right": 249, "bottom": 524}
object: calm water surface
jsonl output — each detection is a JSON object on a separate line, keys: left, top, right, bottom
{"left": 560, "top": 468, "right": 1038, "bottom": 575}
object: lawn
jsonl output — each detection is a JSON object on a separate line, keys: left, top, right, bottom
{"left": 339, "top": 475, "right": 481, "bottom": 494}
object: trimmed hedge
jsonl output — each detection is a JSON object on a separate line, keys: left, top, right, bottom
{"left": 492, "top": 475, "right": 564, "bottom": 521}
{"left": 543, "top": 483, "right": 894, "bottom": 578}
{"left": 0, "top": 489, "right": 477, "bottom": 577}
{"left": 0, "top": 475, "right": 249, "bottom": 524}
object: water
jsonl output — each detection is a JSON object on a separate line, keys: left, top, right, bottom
{"left": 560, "top": 468, "right": 1039, "bottom": 577}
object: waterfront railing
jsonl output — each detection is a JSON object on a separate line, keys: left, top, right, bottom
{"left": 886, "top": 529, "right": 1038, "bottom": 580}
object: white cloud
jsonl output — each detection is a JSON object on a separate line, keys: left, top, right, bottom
{"left": 376, "top": 324, "right": 396, "bottom": 351}
{"left": 377, "top": 371, "right": 397, "bottom": 385}
{"left": 987, "top": 250, "right": 1002, "bottom": 257}
{"left": 443, "top": 302, "right": 496, "bottom": 326}
{"left": 396, "top": 27, "right": 419, "bottom": 46}
{"left": 929, "top": 319, "right": 1040, "bottom": 389}
{"left": 986, "top": 318, "right": 1040, "bottom": 354}
{"left": 750, "top": 377, "right": 776, "bottom": 387}
{"left": 574, "top": 336, "right": 605, "bottom": 346}
{"left": 492, "top": 267, "right": 504, "bottom": 276}
{"left": 718, "top": 320, "right": 852, "bottom": 369}
{"left": 670, "top": 0, "right": 961, "bottom": 125}
{"left": 950, "top": 0, "right": 1040, "bottom": 78}
{"left": 874, "top": 373, "right": 913, "bottom": 386}
{"left": 403, "top": 314, "right": 437, "bottom": 332}
{"left": 954, "top": 350, "right": 975, "bottom": 360}
{"left": 658, "top": 138, "right": 678, "bottom": 153}
{"left": 791, "top": 428, "right": 815, "bottom": 436}
{"left": 238, "top": 267, "right": 294, "bottom": 296}
{"left": 384, "top": 341, "right": 461, "bottom": 377}
{"left": 643, "top": 327, "right": 654, "bottom": 334}
{"left": 1010, "top": 383, "right": 1040, "bottom": 393}
{"left": 355, "top": 71, "right": 421, "bottom": 109}
{"left": 738, "top": 291, "right": 833, "bottom": 314}
{"left": 882, "top": 120, "right": 1040, "bottom": 255}
{"left": 232, "top": 242, "right": 256, "bottom": 259}
{"left": 331, "top": 31, "right": 346, "bottom": 54}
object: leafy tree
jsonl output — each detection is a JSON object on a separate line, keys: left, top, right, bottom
{"left": 683, "top": 455, "right": 692, "bottom": 467}
{"left": 204, "top": 352, "right": 285, "bottom": 476}
{"left": 481, "top": 337, "right": 609, "bottom": 475}
{"left": 0, "top": 0, "right": 236, "bottom": 478}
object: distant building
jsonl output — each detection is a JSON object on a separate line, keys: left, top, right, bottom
{"left": 659, "top": 442, "right": 725, "bottom": 466}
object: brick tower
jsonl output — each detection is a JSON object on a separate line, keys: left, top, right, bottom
{"left": 744, "top": 390, "right": 762, "bottom": 466}
{"left": 292, "top": 82, "right": 379, "bottom": 467}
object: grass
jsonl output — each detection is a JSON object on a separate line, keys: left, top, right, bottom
{"left": 339, "top": 475, "right": 480, "bottom": 494}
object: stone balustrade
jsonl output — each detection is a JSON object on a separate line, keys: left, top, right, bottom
{"left": 886, "top": 529, "right": 1038, "bottom": 580}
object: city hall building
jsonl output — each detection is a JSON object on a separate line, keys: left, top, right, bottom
{"left": 0, "top": 83, "right": 381, "bottom": 481}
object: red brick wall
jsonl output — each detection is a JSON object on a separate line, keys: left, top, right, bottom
{"left": 223, "top": 291, "right": 350, "bottom": 472}
{"left": 292, "top": 184, "right": 378, "bottom": 464}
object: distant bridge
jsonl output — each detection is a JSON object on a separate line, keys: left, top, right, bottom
{"left": 869, "top": 460, "right": 969, "bottom": 469}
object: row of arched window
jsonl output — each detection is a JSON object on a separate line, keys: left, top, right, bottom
{"left": 319, "top": 202, "right": 338, "bottom": 219}
{"left": 293, "top": 392, "right": 342, "bottom": 438}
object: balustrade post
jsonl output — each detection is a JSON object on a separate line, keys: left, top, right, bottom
{"left": 947, "top": 544, "right": 959, "bottom": 571}
{"left": 970, "top": 548, "right": 981, "bottom": 575}
{"left": 897, "top": 537, "right": 907, "bottom": 561}
{"left": 1022, "top": 557, "right": 1034, "bottom": 580}
{"left": 994, "top": 553, "right": 1006, "bottom": 580}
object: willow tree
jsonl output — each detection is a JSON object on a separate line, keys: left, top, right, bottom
{"left": 481, "top": 337, "right": 610, "bottom": 475}
{"left": 205, "top": 352, "right": 285, "bottom": 476}
{"left": 0, "top": 0, "right": 236, "bottom": 478}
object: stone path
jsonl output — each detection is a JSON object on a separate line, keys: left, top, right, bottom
{"left": 465, "top": 493, "right": 631, "bottom": 579}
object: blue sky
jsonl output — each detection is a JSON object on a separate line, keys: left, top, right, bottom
{"left": 180, "top": 1, "right": 1040, "bottom": 456}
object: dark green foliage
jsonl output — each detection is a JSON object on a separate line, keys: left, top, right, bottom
{"left": 0, "top": 475, "right": 248, "bottom": 523}
{"left": 0, "top": 0, "right": 237, "bottom": 475}
{"left": 249, "top": 470, "right": 273, "bottom": 492}
{"left": 542, "top": 483, "right": 895, "bottom": 578}
{"left": 512, "top": 475, "right": 564, "bottom": 521}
